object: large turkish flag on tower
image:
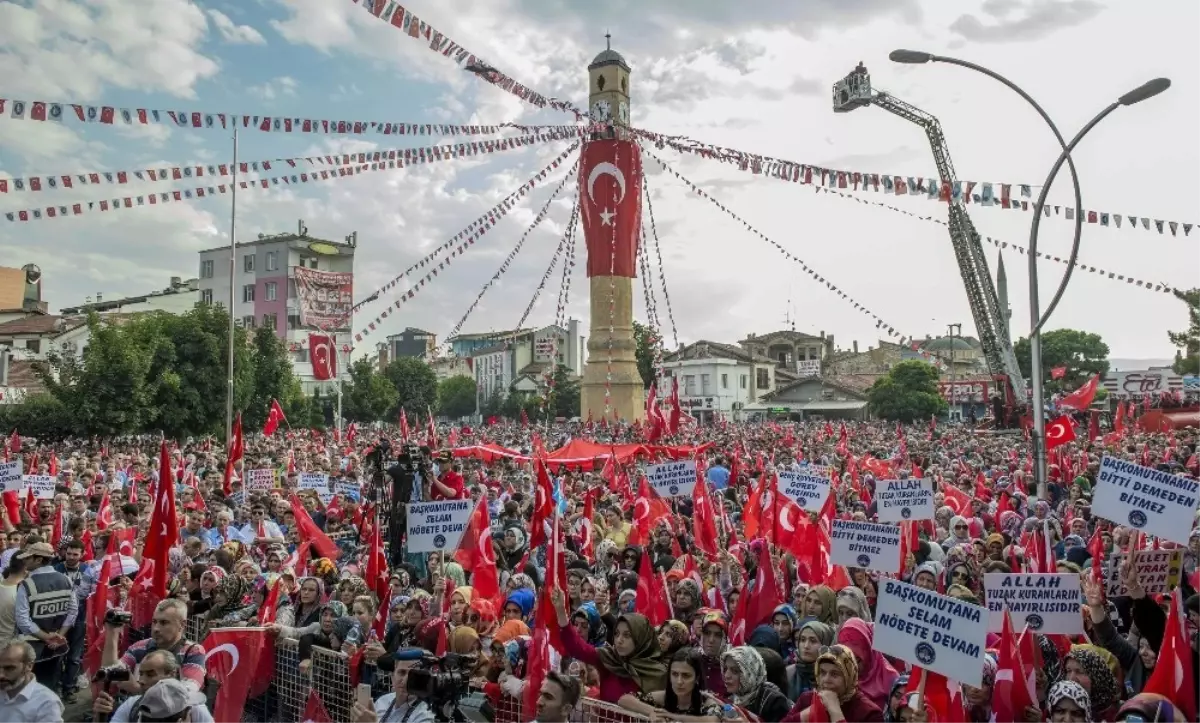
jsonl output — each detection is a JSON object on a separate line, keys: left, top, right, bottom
{"left": 308, "top": 333, "right": 338, "bottom": 381}
{"left": 579, "top": 139, "right": 642, "bottom": 278}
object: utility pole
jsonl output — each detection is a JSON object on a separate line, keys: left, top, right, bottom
{"left": 226, "top": 129, "right": 238, "bottom": 446}
{"left": 947, "top": 323, "right": 962, "bottom": 416}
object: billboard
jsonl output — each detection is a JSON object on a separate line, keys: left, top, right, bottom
{"left": 293, "top": 267, "right": 353, "bottom": 330}
{"left": 1102, "top": 369, "right": 1183, "bottom": 398}
{"left": 795, "top": 359, "right": 821, "bottom": 377}
{"left": 938, "top": 380, "right": 990, "bottom": 403}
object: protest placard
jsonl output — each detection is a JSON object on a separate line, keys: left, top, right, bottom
{"left": 778, "top": 469, "right": 831, "bottom": 513}
{"left": 1103, "top": 549, "right": 1183, "bottom": 597}
{"left": 406, "top": 500, "right": 472, "bottom": 553}
{"left": 830, "top": 519, "right": 902, "bottom": 574}
{"left": 298, "top": 472, "right": 330, "bottom": 492}
{"left": 1092, "top": 456, "right": 1199, "bottom": 545}
{"left": 244, "top": 469, "right": 275, "bottom": 492}
{"left": 228, "top": 490, "right": 246, "bottom": 508}
{"left": 336, "top": 480, "right": 362, "bottom": 499}
{"left": 874, "top": 579, "right": 989, "bottom": 687}
{"left": 22, "top": 475, "right": 55, "bottom": 499}
{"left": 983, "top": 573, "right": 1083, "bottom": 635}
{"left": 645, "top": 460, "right": 697, "bottom": 498}
{"left": 875, "top": 478, "right": 935, "bottom": 522}
{"left": 0, "top": 461, "right": 21, "bottom": 493}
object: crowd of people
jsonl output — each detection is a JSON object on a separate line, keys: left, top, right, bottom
{"left": 0, "top": 409, "right": 1196, "bottom": 723}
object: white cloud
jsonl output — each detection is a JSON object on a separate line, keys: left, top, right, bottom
{"left": 207, "top": 8, "right": 267, "bottom": 45}
{"left": 0, "top": 0, "right": 220, "bottom": 100}
{"left": 248, "top": 76, "right": 299, "bottom": 100}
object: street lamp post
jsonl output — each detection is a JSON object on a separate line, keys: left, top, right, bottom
{"left": 889, "top": 50, "right": 1169, "bottom": 498}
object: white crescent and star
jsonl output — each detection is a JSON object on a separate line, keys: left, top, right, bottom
{"left": 205, "top": 643, "right": 241, "bottom": 674}
{"left": 1047, "top": 422, "right": 1067, "bottom": 440}
{"left": 586, "top": 162, "right": 626, "bottom": 204}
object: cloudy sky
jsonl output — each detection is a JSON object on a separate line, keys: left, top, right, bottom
{"left": 0, "top": 0, "right": 1196, "bottom": 363}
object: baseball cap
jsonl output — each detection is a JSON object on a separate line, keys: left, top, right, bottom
{"left": 135, "top": 680, "right": 206, "bottom": 721}
{"left": 17, "top": 542, "right": 56, "bottom": 560}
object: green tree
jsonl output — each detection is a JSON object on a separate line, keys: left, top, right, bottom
{"left": 633, "top": 321, "right": 664, "bottom": 389}
{"left": 0, "top": 394, "right": 73, "bottom": 439}
{"left": 546, "top": 364, "right": 581, "bottom": 419}
{"left": 867, "top": 360, "right": 948, "bottom": 422}
{"left": 480, "top": 389, "right": 504, "bottom": 420}
{"left": 383, "top": 357, "right": 438, "bottom": 418}
{"left": 244, "top": 326, "right": 304, "bottom": 431}
{"left": 1014, "top": 328, "right": 1110, "bottom": 393}
{"left": 436, "top": 376, "right": 478, "bottom": 419}
{"left": 342, "top": 358, "right": 399, "bottom": 423}
{"left": 1169, "top": 288, "right": 1199, "bottom": 375}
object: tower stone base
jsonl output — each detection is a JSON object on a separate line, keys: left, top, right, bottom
{"left": 580, "top": 275, "right": 644, "bottom": 422}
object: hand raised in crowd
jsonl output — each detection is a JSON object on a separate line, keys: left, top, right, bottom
{"left": 350, "top": 700, "right": 378, "bottom": 723}
{"left": 1120, "top": 556, "right": 1145, "bottom": 599}
{"left": 551, "top": 588, "right": 569, "bottom": 627}
{"left": 93, "top": 690, "right": 115, "bottom": 716}
{"left": 363, "top": 641, "right": 386, "bottom": 663}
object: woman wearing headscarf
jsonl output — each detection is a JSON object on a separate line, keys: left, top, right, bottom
{"left": 800, "top": 585, "right": 837, "bottom": 626}
{"left": 1063, "top": 646, "right": 1120, "bottom": 721}
{"left": 836, "top": 618, "right": 897, "bottom": 711}
{"left": 203, "top": 575, "right": 256, "bottom": 636}
{"left": 656, "top": 620, "right": 692, "bottom": 658}
{"left": 721, "top": 646, "right": 791, "bottom": 722}
{"left": 882, "top": 673, "right": 910, "bottom": 723}
{"left": 782, "top": 643, "right": 884, "bottom": 722}
{"left": 297, "top": 601, "right": 347, "bottom": 675}
{"left": 448, "top": 585, "right": 474, "bottom": 626}
{"left": 942, "top": 515, "right": 973, "bottom": 550}
{"left": 551, "top": 588, "right": 667, "bottom": 704}
{"left": 834, "top": 587, "right": 873, "bottom": 627}
{"left": 786, "top": 620, "right": 834, "bottom": 701}
{"left": 962, "top": 654, "right": 996, "bottom": 723}
{"left": 503, "top": 587, "right": 535, "bottom": 623}
{"left": 570, "top": 602, "right": 608, "bottom": 648}
{"left": 1116, "top": 693, "right": 1190, "bottom": 723}
{"left": 673, "top": 578, "right": 702, "bottom": 624}
{"left": 771, "top": 604, "right": 799, "bottom": 663}
{"left": 1036, "top": 634, "right": 1064, "bottom": 707}
{"left": 448, "top": 625, "right": 489, "bottom": 678}
{"left": 497, "top": 526, "right": 527, "bottom": 573}
{"left": 1047, "top": 680, "right": 1092, "bottom": 722}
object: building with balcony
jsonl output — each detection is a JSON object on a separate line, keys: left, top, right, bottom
{"left": 385, "top": 327, "right": 437, "bottom": 361}
{"left": 467, "top": 321, "right": 585, "bottom": 410}
{"left": 660, "top": 340, "right": 786, "bottom": 423}
{"left": 196, "top": 223, "right": 357, "bottom": 394}
{"left": 738, "top": 329, "right": 836, "bottom": 375}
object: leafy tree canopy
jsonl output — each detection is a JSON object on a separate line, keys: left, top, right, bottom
{"left": 867, "top": 360, "right": 948, "bottom": 422}
{"left": 436, "top": 375, "right": 478, "bottom": 419}
{"left": 546, "top": 364, "right": 581, "bottom": 419}
{"left": 342, "top": 358, "right": 399, "bottom": 423}
{"left": 633, "top": 320, "right": 664, "bottom": 390}
{"left": 1014, "top": 328, "right": 1110, "bottom": 393}
{"left": 384, "top": 357, "right": 438, "bottom": 419}
{"left": 1169, "top": 288, "right": 1199, "bottom": 375}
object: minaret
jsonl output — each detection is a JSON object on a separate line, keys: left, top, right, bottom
{"left": 996, "top": 249, "right": 1012, "bottom": 337}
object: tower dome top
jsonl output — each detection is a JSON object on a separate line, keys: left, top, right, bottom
{"left": 589, "top": 48, "right": 630, "bottom": 72}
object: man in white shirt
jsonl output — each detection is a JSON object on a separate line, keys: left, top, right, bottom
{"left": 0, "top": 640, "right": 63, "bottom": 722}
{"left": 350, "top": 653, "right": 433, "bottom": 723}
{"left": 93, "top": 650, "right": 214, "bottom": 723}
{"left": 0, "top": 557, "right": 26, "bottom": 647}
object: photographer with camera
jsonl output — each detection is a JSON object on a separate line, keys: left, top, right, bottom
{"left": 0, "top": 640, "right": 63, "bottom": 722}
{"left": 350, "top": 648, "right": 434, "bottom": 723}
{"left": 14, "top": 542, "right": 75, "bottom": 692}
{"left": 92, "top": 649, "right": 213, "bottom": 722}
{"left": 101, "top": 599, "right": 206, "bottom": 694}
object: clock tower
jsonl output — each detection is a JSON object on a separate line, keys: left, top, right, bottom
{"left": 588, "top": 34, "right": 631, "bottom": 137}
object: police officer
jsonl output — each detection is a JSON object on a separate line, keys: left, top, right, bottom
{"left": 14, "top": 542, "right": 76, "bottom": 691}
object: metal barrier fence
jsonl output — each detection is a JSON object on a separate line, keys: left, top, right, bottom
{"left": 181, "top": 617, "right": 651, "bottom": 722}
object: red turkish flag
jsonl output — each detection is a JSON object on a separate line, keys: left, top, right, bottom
{"left": 1142, "top": 588, "right": 1197, "bottom": 721}
{"left": 262, "top": 399, "right": 287, "bottom": 435}
{"left": 203, "top": 628, "right": 267, "bottom": 723}
{"left": 302, "top": 689, "right": 333, "bottom": 723}
{"left": 993, "top": 608, "right": 1035, "bottom": 723}
{"left": 578, "top": 139, "right": 642, "bottom": 278}
{"left": 635, "top": 544, "right": 671, "bottom": 626}
{"left": 308, "top": 333, "right": 338, "bottom": 381}
{"left": 1058, "top": 374, "right": 1099, "bottom": 411}
{"left": 578, "top": 490, "right": 596, "bottom": 563}
{"left": 454, "top": 499, "right": 500, "bottom": 603}
{"left": 222, "top": 414, "right": 244, "bottom": 496}
{"left": 1050, "top": 365, "right": 1067, "bottom": 380}
{"left": 1044, "top": 415, "right": 1076, "bottom": 451}
{"left": 691, "top": 467, "right": 720, "bottom": 559}
{"left": 528, "top": 458, "right": 556, "bottom": 550}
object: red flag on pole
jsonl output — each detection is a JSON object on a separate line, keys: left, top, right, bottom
{"left": 262, "top": 399, "right": 287, "bottom": 435}
{"left": 223, "top": 414, "right": 244, "bottom": 495}
{"left": 203, "top": 628, "right": 267, "bottom": 722}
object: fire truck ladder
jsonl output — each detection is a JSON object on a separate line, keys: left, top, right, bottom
{"left": 833, "top": 64, "right": 1028, "bottom": 403}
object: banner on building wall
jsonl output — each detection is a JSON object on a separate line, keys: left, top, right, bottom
{"left": 795, "top": 359, "right": 820, "bottom": 377}
{"left": 938, "top": 380, "right": 991, "bottom": 403}
{"left": 294, "top": 267, "right": 353, "bottom": 329}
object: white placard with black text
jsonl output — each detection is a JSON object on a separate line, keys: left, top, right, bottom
{"left": 23, "top": 475, "right": 55, "bottom": 499}
{"left": 874, "top": 579, "right": 988, "bottom": 688}
{"left": 645, "top": 460, "right": 696, "bottom": 498}
{"left": 1092, "top": 456, "right": 1199, "bottom": 545}
{"left": 875, "top": 478, "right": 935, "bottom": 522}
{"left": 777, "top": 469, "right": 832, "bottom": 513}
{"left": 0, "top": 461, "right": 21, "bottom": 493}
{"left": 830, "top": 519, "right": 902, "bottom": 574}
{"left": 406, "top": 500, "right": 472, "bottom": 553}
{"left": 245, "top": 468, "right": 275, "bottom": 492}
{"left": 983, "top": 573, "right": 1084, "bottom": 635}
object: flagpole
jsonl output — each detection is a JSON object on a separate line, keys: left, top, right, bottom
{"left": 225, "top": 128, "right": 239, "bottom": 448}
{"left": 336, "top": 346, "right": 344, "bottom": 442}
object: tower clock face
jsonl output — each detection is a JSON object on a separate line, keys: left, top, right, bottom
{"left": 591, "top": 99, "right": 612, "bottom": 122}
{"left": 618, "top": 101, "right": 629, "bottom": 125}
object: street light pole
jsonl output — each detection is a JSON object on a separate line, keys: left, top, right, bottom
{"left": 889, "top": 50, "right": 1168, "bottom": 498}
{"left": 226, "top": 129, "right": 239, "bottom": 447}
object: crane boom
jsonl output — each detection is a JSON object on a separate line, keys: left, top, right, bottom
{"left": 833, "top": 64, "right": 1028, "bottom": 405}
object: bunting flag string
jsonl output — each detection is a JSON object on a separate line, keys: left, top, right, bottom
{"left": 351, "top": 142, "right": 581, "bottom": 346}
{"left": 638, "top": 142, "right": 907, "bottom": 339}
{"left": 642, "top": 173, "right": 679, "bottom": 350}
{"left": 442, "top": 156, "right": 582, "bottom": 350}
{"left": 806, "top": 182, "right": 1184, "bottom": 296}
{"left": 544, "top": 206, "right": 580, "bottom": 411}
{"left": 349, "top": 0, "right": 582, "bottom": 118}
{"left": 634, "top": 129, "right": 1196, "bottom": 239}
{"left": 0, "top": 127, "right": 584, "bottom": 195}
{"left": 3, "top": 130, "right": 579, "bottom": 224}
{"left": 512, "top": 199, "right": 579, "bottom": 336}
{"left": 0, "top": 95, "right": 580, "bottom": 138}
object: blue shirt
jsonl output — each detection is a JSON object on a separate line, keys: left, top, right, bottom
{"left": 706, "top": 465, "right": 730, "bottom": 490}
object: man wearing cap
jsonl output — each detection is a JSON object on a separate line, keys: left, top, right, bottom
{"left": 131, "top": 679, "right": 211, "bottom": 723}
{"left": 93, "top": 650, "right": 213, "bottom": 723}
{"left": 14, "top": 541, "right": 75, "bottom": 691}
{"left": 0, "top": 640, "right": 63, "bottom": 722}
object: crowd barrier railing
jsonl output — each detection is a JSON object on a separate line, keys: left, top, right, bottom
{"left": 181, "top": 618, "right": 651, "bottom": 723}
